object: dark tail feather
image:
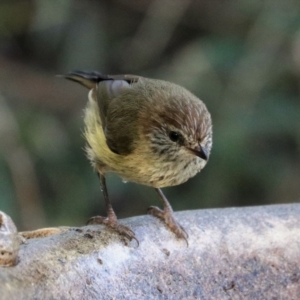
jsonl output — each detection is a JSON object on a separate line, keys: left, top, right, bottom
{"left": 60, "top": 71, "right": 140, "bottom": 89}
{"left": 60, "top": 71, "right": 113, "bottom": 89}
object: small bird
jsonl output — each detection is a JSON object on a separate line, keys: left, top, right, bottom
{"left": 64, "top": 71, "right": 212, "bottom": 244}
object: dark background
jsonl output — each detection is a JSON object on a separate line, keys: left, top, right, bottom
{"left": 0, "top": 0, "right": 299, "bottom": 230}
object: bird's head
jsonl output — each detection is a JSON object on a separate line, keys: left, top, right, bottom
{"left": 137, "top": 80, "right": 212, "bottom": 181}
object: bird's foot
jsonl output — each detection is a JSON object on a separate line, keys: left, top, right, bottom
{"left": 147, "top": 206, "right": 188, "bottom": 245}
{"left": 87, "top": 216, "right": 139, "bottom": 245}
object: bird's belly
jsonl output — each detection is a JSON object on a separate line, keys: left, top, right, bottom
{"left": 88, "top": 141, "right": 205, "bottom": 187}
{"left": 151, "top": 158, "right": 205, "bottom": 187}
{"left": 111, "top": 156, "right": 205, "bottom": 188}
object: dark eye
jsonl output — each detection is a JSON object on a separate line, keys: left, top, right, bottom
{"left": 169, "top": 131, "right": 180, "bottom": 142}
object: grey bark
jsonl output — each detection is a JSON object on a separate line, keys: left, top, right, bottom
{"left": 0, "top": 204, "right": 300, "bottom": 300}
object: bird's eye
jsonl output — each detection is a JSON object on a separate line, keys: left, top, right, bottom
{"left": 169, "top": 131, "right": 180, "bottom": 142}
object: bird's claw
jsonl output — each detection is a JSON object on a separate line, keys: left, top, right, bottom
{"left": 87, "top": 216, "right": 139, "bottom": 246}
{"left": 147, "top": 206, "right": 189, "bottom": 246}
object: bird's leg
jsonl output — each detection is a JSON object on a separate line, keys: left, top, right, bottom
{"left": 88, "top": 173, "right": 138, "bottom": 244}
{"left": 148, "top": 188, "right": 188, "bottom": 244}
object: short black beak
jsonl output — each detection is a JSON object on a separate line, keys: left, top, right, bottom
{"left": 188, "top": 145, "right": 208, "bottom": 160}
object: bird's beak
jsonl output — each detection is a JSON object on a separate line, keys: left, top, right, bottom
{"left": 187, "top": 145, "right": 208, "bottom": 160}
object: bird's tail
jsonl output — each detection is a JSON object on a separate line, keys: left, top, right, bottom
{"left": 61, "top": 71, "right": 139, "bottom": 89}
{"left": 61, "top": 71, "right": 112, "bottom": 89}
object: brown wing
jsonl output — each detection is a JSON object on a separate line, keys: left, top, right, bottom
{"left": 63, "top": 71, "right": 142, "bottom": 155}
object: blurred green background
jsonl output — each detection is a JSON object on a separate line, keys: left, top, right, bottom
{"left": 0, "top": 0, "right": 299, "bottom": 230}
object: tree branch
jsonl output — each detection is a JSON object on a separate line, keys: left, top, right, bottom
{"left": 1, "top": 204, "right": 300, "bottom": 299}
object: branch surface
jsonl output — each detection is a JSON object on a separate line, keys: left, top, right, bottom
{"left": 1, "top": 204, "right": 300, "bottom": 299}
